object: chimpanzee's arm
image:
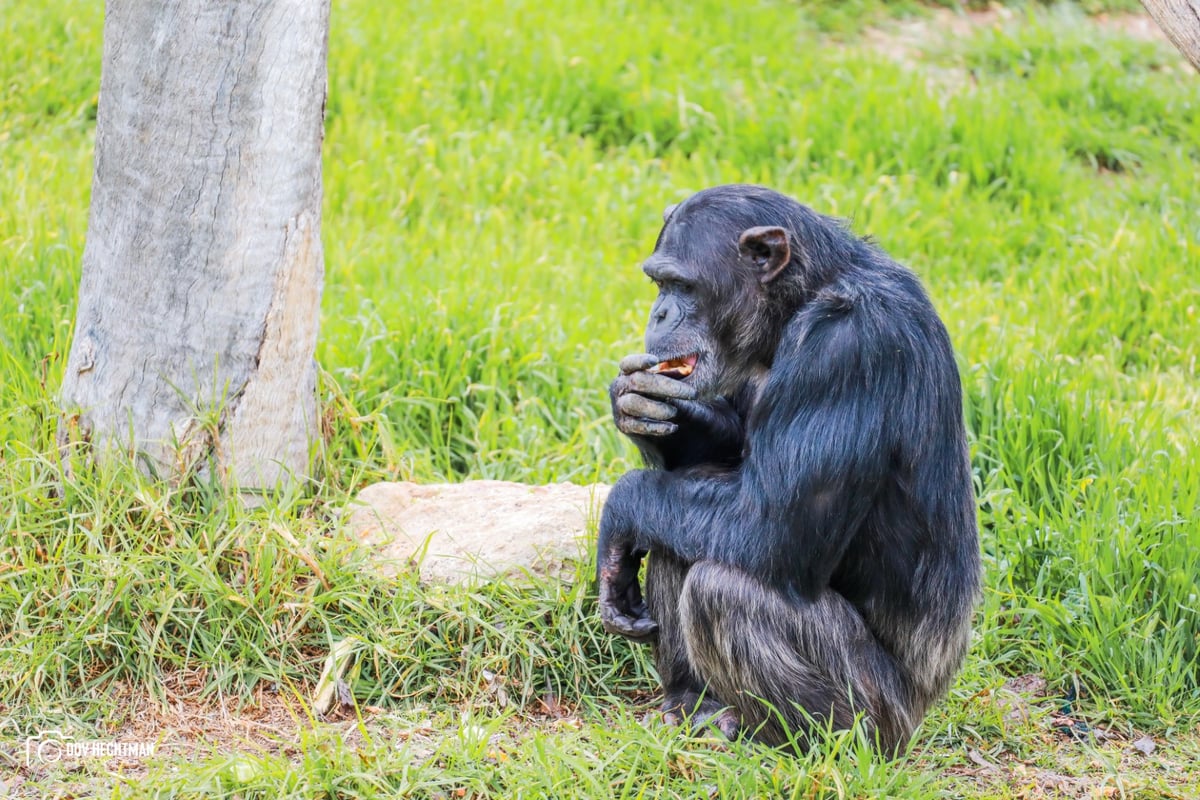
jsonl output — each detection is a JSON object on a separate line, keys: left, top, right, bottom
{"left": 599, "top": 303, "right": 899, "bottom": 636}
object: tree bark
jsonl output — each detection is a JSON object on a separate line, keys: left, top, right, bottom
{"left": 1141, "top": 0, "right": 1200, "bottom": 70}
{"left": 58, "top": 0, "right": 329, "bottom": 493}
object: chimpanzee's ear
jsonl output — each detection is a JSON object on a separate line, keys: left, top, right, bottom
{"left": 738, "top": 226, "right": 790, "bottom": 284}
{"left": 662, "top": 203, "right": 679, "bottom": 223}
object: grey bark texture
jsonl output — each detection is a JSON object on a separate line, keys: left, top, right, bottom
{"left": 1141, "top": 0, "right": 1200, "bottom": 70}
{"left": 59, "top": 0, "right": 330, "bottom": 491}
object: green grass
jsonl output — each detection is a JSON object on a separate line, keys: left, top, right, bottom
{"left": 2, "top": 0, "right": 1199, "bottom": 797}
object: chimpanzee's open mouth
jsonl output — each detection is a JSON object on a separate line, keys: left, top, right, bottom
{"left": 650, "top": 354, "right": 698, "bottom": 379}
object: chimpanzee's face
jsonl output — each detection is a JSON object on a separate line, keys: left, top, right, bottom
{"left": 641, "top": 249, "right": 727, "bottom": 400}
{"left": 640, "top": 196, "right": 792, "bottom": 400}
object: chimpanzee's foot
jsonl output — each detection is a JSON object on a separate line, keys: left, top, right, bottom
{"left": 661, "top": 689, "right": 706, "bottom": 726}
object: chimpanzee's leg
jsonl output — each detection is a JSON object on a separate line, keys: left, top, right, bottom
{"left": 678, "top": 561, "right": 916, "bottom": 753}
{"left": 644, "top": 551, "right": 736, "bottom": 733}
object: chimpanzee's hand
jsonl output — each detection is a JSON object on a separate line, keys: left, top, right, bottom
{"left": 610, "top": 353, "right": 697, "bottom": 438}
{"left": 597, "top": 542, "right": 658, "bottom": 642}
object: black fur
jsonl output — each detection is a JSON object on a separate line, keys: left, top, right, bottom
{"left": 599, "top": 184, "right": 980, "bottom": 753}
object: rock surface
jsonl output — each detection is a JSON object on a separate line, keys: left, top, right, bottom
{"left": 345, "top": 480, "right": 610, "bottom": 584}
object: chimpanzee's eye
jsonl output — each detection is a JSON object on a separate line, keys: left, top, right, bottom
{"left": 648, "top": 275, "right": 693, "bottom": 296}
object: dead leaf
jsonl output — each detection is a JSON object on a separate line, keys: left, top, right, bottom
{"left": 967, "top": 749, "right": 1000, "bottom": 772}
{"left": 312, "top": 638, "right": 358, "bottom": 716}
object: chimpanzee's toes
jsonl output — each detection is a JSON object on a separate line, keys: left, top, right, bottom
{"left": 689, "top": 699, "right": 740, "bottom": 739}
{"left": 709, "top": 708, "right": 742, "bottom": 740}
{"left": 660, "top": 692, "right": 739, "bottom": 738}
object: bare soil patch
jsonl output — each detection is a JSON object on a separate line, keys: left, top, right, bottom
{"left": 864, "top": 6, "right": 1179, "bottom": 86}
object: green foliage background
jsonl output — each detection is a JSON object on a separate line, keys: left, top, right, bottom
{"left": 0, "top": 0, "right": 1197, "bottom": 796}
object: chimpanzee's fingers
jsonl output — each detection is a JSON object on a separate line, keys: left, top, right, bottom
{"left": 620, "top": 615, "right": 660, "bottom": 642}
{"left": 626, "top": 370, "right": 697, "bottom": 400}
{"left": 600, "top": 603, "right": 659, "bottom": 641}
{"left": 597, "top": 546, "right": 657, "bottom": 641}
{"left": 601, "top": 612, "right": 659, "bottom": 641}
{"left": 618, "top": 353, "right": 660, "bottom": 375}
{"left": 616, "top": 393, "right": 677, "bottom": 421}
{"left": 617, "top": 582, "right": 658, "bottom": 641}
{"left": 617, "top": 418, "right": 678, "bottom": 438}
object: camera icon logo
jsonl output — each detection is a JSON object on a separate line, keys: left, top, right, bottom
{"left": 24, "top": 730, "right": 72, "bottom": 766}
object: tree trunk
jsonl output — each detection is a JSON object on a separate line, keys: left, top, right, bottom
{"left": 59, "top": 0, "right": 329, "bottom": 493}
{"left": 1141, "top": 0, "right": 1200, "bottom": 70}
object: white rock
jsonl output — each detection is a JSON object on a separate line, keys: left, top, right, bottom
{"left": 344, "top": 480, "right": 610, "bottom": 584}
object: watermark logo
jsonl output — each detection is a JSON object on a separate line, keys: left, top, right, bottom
{"left": 23, "top": 730, "right": 155, "bottom": 767}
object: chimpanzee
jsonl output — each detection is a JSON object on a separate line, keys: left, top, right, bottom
{"left": 597, "top": 185, "right": 979, "bottom": 753}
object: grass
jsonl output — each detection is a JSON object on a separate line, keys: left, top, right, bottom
{"left": 2, "top": 0, "right": 1199, "bottom": 796}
